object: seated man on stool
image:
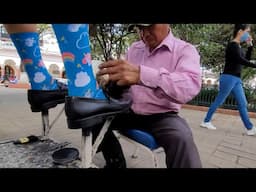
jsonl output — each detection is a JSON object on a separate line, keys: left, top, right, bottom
{"left": 96, "top": 24, "right": 202, "bottom": 168}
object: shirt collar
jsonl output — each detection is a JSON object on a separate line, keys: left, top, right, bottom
{"left": 135, "top": 31, "right": 174, "bottom": 54}
{"left": 159, "top": 31, "right": 174, "bottom": 52}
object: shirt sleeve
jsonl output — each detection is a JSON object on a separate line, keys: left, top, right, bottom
{"left": 139, "top": 44, "right": 202, "bottom": 104}
{"left": 231, "top": 43, "right": 256, "bottom": 68}
{"left": 245, "top": 45, "right": 253, "bottom": 60}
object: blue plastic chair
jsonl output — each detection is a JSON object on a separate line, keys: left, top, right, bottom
{"left": 118, "top": 129, "right": 163, "bottom": 168}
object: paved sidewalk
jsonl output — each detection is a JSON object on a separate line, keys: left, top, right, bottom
{"left": 1, "top": 87, "right": 256, "bottom": 168}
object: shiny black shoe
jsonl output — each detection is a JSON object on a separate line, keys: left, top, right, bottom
{"left": 65, "top": 96, "right": 132, "bottom": 129}
{"left": 103, "top": 81, "right": 130, "bottom": 100}
{"left": 27, "top": 82, "right": 68, "bottom": 112}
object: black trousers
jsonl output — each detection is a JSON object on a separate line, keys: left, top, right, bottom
{"left": 94, "top": 110, "right": 202, "bottom": 168}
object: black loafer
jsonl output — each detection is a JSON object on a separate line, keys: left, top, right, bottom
{"left": 103, "top": 81, "right": 130, "bottom": 100}
{"left": 65, "top": 96, "right": 132, "bottom": 129}
{"left": 27, "top": 82, "right": 68, "bottom": 112}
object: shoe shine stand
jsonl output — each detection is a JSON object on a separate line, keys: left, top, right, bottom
{"left": 41, "top": 107, "right": 65, "bottom": 139}
{"left": 80, "top": 116, "right": 114, "bottom": 168}
{"left": 40, "top": 105, "right": 115, "bottom": 168}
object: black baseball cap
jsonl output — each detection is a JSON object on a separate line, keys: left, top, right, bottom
{"left": 128, "top": 24, "right": 152, "bottom": 31}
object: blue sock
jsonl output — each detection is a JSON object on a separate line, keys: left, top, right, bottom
{"left": 52, "top": 24, "right": 106, "bottom": 99}
{"left": 10, "top": 32, "right": 58, "bottom": 90}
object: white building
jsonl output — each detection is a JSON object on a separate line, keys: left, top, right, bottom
{"left": 0, "top": 46, "right": 102, "bottom": 85}
{"left": 0, "top": 45, "right": 64, "bottom": 83}
{"left": 0, "top": 25, "right": 103, "bottom": 84}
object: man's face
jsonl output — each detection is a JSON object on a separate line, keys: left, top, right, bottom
{"left": 138, "top": 24, "right": 169, "bottom": 50}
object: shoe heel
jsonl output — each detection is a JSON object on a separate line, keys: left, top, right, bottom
{"left": 31, "top": 103, "right": 58, "bottom": 112}
{"left": 28, "top": 89, "right": 67, "bottom": 112}
{"left": 30, "top": 100, "right": 65, "bottom": 112}
{"left": 67, "top": 114, "right": 115, "bottom": 129}
{"left": 31, "top": 107, "right": 41, "bottom": 112}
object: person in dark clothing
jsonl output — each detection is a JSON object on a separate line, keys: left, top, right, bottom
{"left": 200, "top": 24, "right": 256, "bottom": 135}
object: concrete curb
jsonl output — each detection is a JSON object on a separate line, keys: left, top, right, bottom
{"left": 182, "top": 104, "right": 256, "bottom": 118}
{"left": 7, "top": 83, "right": 30, "bottom": 89}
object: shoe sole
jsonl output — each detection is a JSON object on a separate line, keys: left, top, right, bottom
{"left": 200, "top": 124, "right": 216, "bottom": 130}
{"left": 246, "top": 131, "right": 256, "bottom": 136}
{"left": 31, "top": 99, "right": 65, "bottom": 112}
{"left": 67, "top": 107, "right": 130, "bottom": 129}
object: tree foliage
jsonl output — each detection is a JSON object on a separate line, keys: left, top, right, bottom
{"left": 172, "top": 24, "right": 256, "bottom": 83}
{"left": 89, "top": 24, "right": 136, "bottom": 61}
{"left": 172, "top": 24, "right": 231, "bottom": 72}
{"left": 37, "top": 24, "right": 51, "bottom": 36}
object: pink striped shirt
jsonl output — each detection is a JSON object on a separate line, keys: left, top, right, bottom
{"left": 126, "top": 31, "right": 201, "bottom": 115}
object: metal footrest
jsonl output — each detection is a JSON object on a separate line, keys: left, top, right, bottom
{"left": 40, "top": 106, "right": 65, "bottom": 139}
{"left": 80, "top": 116, "right": 115, "bottom": 168}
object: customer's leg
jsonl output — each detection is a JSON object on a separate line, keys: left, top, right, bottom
{"left": 232, "top": 81, "right": 254, "bottom": 129}
{"left": 52, "top": 24, "right": 131, "bottom": 167}
{"left": 52, "top": 24, "right": 105, "bottom": 98}
{"left": 52, "top": 24, "right": 131, "bottom": 130}
{"left": 4, "top": 24, "right": 58, "bottom": 90}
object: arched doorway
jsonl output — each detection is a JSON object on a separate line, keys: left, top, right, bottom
{"left": 61, "top": 70, "right": 66, "bottom": 78}
{"left": 3, "top": 59, "right": 18, "bottom": 84}
{"left": 48, "top": 64, "right": 60, "bottom": 78}
{"left": 60, "top": 67, "right": 66, "bottom": 78}
{"left": 4, "top": 65, "right": 15, "bottom": 77}
{"left": 2, "top": 65, "right": 15, "bottom": 83}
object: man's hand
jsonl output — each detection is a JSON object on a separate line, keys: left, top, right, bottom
{"left": 247, "top": 35, "right": 253, "bottom": 47}
{"left": 96, "top": 73, "right": 109, "bottom": 88}
{"left": 96, "top": 59, "right": 140, "bottom": 86}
